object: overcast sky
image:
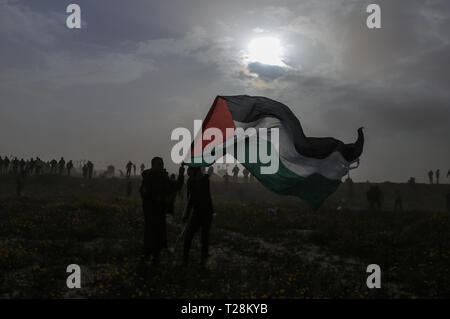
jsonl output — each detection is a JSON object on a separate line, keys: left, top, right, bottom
{"left": 1, "top": 0, "right": 449, "bottom": 182}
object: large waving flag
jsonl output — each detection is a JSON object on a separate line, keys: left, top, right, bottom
{"left": 188, "top": 95, "right": 364, "bottom": 209}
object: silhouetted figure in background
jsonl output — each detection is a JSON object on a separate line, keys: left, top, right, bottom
{"left": 207, "top": 166, "right": 214, "bottom": 176}
{"left": 49, "top": 159, "right": 57, "bottom": 174}
{"left": 2, "top": 156, "right": 10, "bottom": 175}
{"left": 182, "top": 166, "right": 214, "bottom": 266}
{"left": 133, "top": 164, "right": 137, "bottom": 176}
{"left": 12, "top": 158, "right": 19, "bottom": 174}
{"left": 19, "top": 158, "right": 26, "bottom": 173}
{"left": 232, "top": 165, "right": 239, "bottom": 182}
{"left": 82, "top": 164, "right": 88, "bottom": 178}
{"left": 28, "top": 158, "right": 35, "bottom": 175}
{"left": 436, "top": 169, "right": 440, "bottom": 184}
{"left": 5, "top": 157, "right": 11, "bottom": 174}
{"left": 428, "top": 170, "right": 434, "bottom": 184}
{"left": 140, "top": 158, "right": 184, "bottom": 265}
{"left": 126, "top": 161, "right": 133, "bottom": 178}
{"left": 58, "top": 157, "right": 65, "bottom": 175}
{"left": 394, "top": 190, "right": 403, "bottom": 212}
{"left": 87, "top": 161, "right": 94, "bottom": 179}
{"left": 366, "top": 185, "right": 382, "bottom": 210}
{"left": 67, "top": 160, "right": 73, "bottom": 176}
{"left": 243, "top": 168, "right": 249, "bottom": 182}
{"left": 35, "top": 157, "right": 42, "bottom": 175}
{"left": 140, "top": 163, "right": 145, "bottom": 174}
{"left": 0, "top": 156, "right": 4, "bottom": 175}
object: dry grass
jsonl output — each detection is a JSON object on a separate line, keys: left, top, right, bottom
{"left": 0, "top": 175, "right": 449, "bottom": 298}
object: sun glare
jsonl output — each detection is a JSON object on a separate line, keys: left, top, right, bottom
{"left": 247, "top": 37, "right": 285, "bottom": 67}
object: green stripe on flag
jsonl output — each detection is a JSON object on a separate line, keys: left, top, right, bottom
{"left": 243, "top": 160, "right": 340, "bottom": 210}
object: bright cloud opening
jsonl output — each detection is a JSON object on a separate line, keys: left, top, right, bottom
{"left": 247, "top": 37, "right": 285, "bottom": 67}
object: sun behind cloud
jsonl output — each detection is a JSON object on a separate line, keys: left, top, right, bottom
{"left": 247, "top": 37, "right": 286, "bottom": 67}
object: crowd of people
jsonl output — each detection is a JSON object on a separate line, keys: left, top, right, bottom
{"left": 0, "top": 155, "right": 97, "bottom": 178}
{"left": 0, "top": 155, "right": 263, "bottom": 184}
{"left": 0, "top": 156, "right": 78, "bottom": 176}
{"left": 427, "top": 169, "right": 450, "bottom": 184}
{"left": 363, "top": 181, "right": 450, "bottom": 213}
{"left": 2, "top": 155, "right": 448, "bottom": 186}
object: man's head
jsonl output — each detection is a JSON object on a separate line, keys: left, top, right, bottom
{"left": 151, "top": 157, "right": 164, "bottom": 170}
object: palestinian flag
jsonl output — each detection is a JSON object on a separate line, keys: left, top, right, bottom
{"left": 188, "top": 95, "right": 364, "bottom": 209}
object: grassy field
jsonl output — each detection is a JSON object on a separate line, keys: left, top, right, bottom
{"left": 0, "top": 175, "right": 449, "bottom": 298}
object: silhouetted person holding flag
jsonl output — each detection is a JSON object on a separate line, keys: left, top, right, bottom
{"left": 182, "top": 166, "right": 214, "bottom": 266}
{"left": 140, "top": 157, "right": 184, "bottom": 265}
